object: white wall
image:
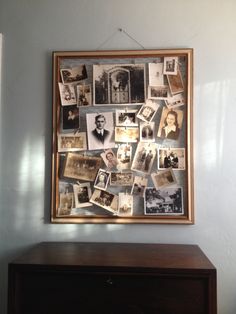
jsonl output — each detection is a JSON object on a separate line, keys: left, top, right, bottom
{"left": 1, "top": 0, "right": 236, "bottom": 313}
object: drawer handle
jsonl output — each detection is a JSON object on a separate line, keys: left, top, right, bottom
{"left": 106, "top": 277, "right": 113, "bottom": 285}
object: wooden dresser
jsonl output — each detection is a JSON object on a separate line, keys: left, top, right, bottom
{"left": 8, "top": 242, "right": 217, "bottom": 314}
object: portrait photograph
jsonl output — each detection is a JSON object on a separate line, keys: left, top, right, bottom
{"left": 163, "top": 57, "right": 178, "bottom": 75}
{"left": 144, "top": 187, "right": 183, "bottom": 215}
{"left": 158, "top": 148, "right": 185, "bottom": 170}
{"left": 63, "top": 153, "right": 102, "bottom": 181}
{"left": 157, "top": 107, "right": 183, "bottom": 141}
{"left": 73, "top": 183, "right": 92, "bottom": 208}
{"left": 58, "top": 132, "right": 87, "bottom": 152}
{"left": 77, "top": 84, "right": 92, "bottom": 106}
{"left": 116, "top": 144, "right": 132, "bottom": 171}
{"left": 58, "top": 192, "right": 74, "bottom": 216}
{"left": 90, "top": 189, "right": 118, "bottom": 214}
{"left": 118, "top": 193, "right": 133, "bottom": 216}
{"left": 136, "top": 100, "right": 159, "bottom": 123}
{"left": 110, "top": 172, "right": 133, "bottom": 186}
{"left": 167, "top": 68, "right": 184, "bottom": 95}
{"left": 148, "top": 62, "right": 164, "bottom": 86}
{"left": 131, "top": 142, "right": 157, "bottom": 175}
{"left": 94, "top": 169, "right": 110, "bottom": 191}
{"left": 148, "top": 85, "right": 169, "bottom": 100}
{"left": 100, "top": 149, "right": 118, "bottom": 170}
{"left": 58, "top": 82, "right": 77, "bottom": 106}
{"left": 86, "top": 112, "right": 115, "bottom": 150}
{"left": 60, "top": 65, "right": 87, "bottom": 84}
{"left": 115, "top": 109, "right": 138, "bottom": 126}
{"left": 61, "top": 105, "right": 80, "bottom": 131}
{"left": 140, "top": 121, "right": 155, "bottom": 142}
{"left": 151, "top": 168, "right": 177, "bottom": 190}
{"left": 131, "top": 176, "right": 148, "bottom": 197}
{"left": 93, "top": 64, "right": 146, "bottom": 105}
{"left": 115, "top": 127, "right": 139, "bottom": 143}
{"left": 165, "top": 93, "right": 185, "bottom": 109}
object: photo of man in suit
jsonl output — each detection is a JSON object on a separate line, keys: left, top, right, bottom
{"left": 92, "top": 114, "right": 110, "bottom": 144}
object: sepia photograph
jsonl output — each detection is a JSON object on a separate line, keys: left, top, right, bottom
{"left": 158, "top": 148, "right": 185, "bottom": 170}
{"left": 61, "top": 105, "right": 80, "bottom": 130}
{"left": 163, "top": 57, "right": 178, "bottom": 75}
{"left": 93, "top": 64, "right": 146, "bottom": 105}
{"left": 148, "top": 62, "right": 164, "bottom": 86}
{"left": 58, "top": 82, "right": 77, "bottom": 106}
{"left": 137, "top": 100, "right": 159, "bottom": 123}
{"left": 115, "top": 109, "right": 138, "bottom": 126}
{"left": 118, "top": 193, "right": 133, "bottom": 216}
{"left": 110, "top": 172, "right": 133, "bottom": 186}
{"left": 73, "top": 183, "right": 92, "bottom": 208}
{"left": 100, "top": 149, "right": 118, "bottom": 169}
{"left": 58, "top": 132, "right": 87, "bottom": 152}
{"left": 151, "top": 168, "right": 177, "bottom": 189}
{"left": 165, "top": 93, "right": 185, "bottom": 109}
{"left": 140, "top": 122, "right": 155, "bottom": 142}
{"left": 167, "top": 68, "right": 184, "bottom": 95}
{"left": 157, "top": 107, "right": 183, "bottom": 140}
{"left": 58, "top": 192, "right": 74, "bottom": 216}
{"left": 131, "top": 176, "right": 148, "bottom": 197}
{"left": 63, "top": 153, "right": 102, "bottom": 181}
{"left": 77, "top": 84, "right": 92, "bottom": 106}
{"left": 60, "top": 65, "right": 87, "bottom": 84}
{"left": 115, "top": 127, "right": 139, "bottom": 142}
{"left": 90, "top": 189, "right": 118, "bottom": 214}
{"left": 148, "top": 85, "right": 169, "bottom": 100}
{"left": 144, "top": 187, "right": 183, "bottom": 215}
{"left": 131, "top": 142, "right": 157, "bottom": 174}
{"left": 116, "top": 144, "right": 132, "bottom": 171}
{"left": 94, "top": 169, "right": 110, "bottom": 191}
{"left": 86, "top": 112, "right": 115, "bottom": 150}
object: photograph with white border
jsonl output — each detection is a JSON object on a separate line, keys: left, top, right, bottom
{"left": 148, "top": 85, "right": 169, "bottom": 100}
{"left": 131, "top": 176, "right": 148, "bottom": 197}
{"left": 167, "top": 68, "right": 184, "bottom": 95}
{"left": 90, "top": 189, "right": 118, "bottom": 214}
{"left": 58, "top": 132, "right": 87, "bottom": 152}
{"left": 58, "top": 83, "right": 77, "bottom": 106}
{"left": 115, "top": 109, "right": 138, "bottom": 126}
{"left": 131, "top": 142, "right": 157, "bottom": 174}
{"left": 73, "top": 183, "right": 92, "bottom": 208}
{"left": 137, "top": 100, "right": 159, "bottom": 123}
{"left": 157, "top": 107, "right": 183, "bottom": 141}
{"left": 148, "top": 62, "right": 164, "bottom": 86}
{"left": 163, "top": 57, "right": 178, "bottom": 75}
{"left": 110, "top": 172, "right": 133, "bottom": 186}
{"left": 116, "top": 144, "right": 132, "bottom": 171}
{"left": 60, "top": 65, "right": 87, "bottom": 84}
{"left": 140, "top": 121, "right": 155, "bottom": 142}
{"left": 77, "top": 84, "right": 92, "bottom": 106}
{"left": 151, "top": 168, "right": 177, "bottom": 189}
{"left": 165, "top": 93, "right": 185, "bottom": 109}
{"left": 118, "top": 193, "right": 133, "bottom": 216}
{"left": 158, "top": 148, "right": 185, "bottom": 170}
{"left": 94, "top": 169, "right": 110, "bottom": 191}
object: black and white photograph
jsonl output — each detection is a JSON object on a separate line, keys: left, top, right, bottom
{"left": 116, "top": 144, "right": 132, "bottom": 171}
{"left": 151, "top": 168, "right": 177, "bottom": 189}
{"left": 100, "top": 149, "right": 118, "bottom": 169}
{"left": 148, "top": 63, "right": 164, "bottom": 86}
{"left": 131, "top": 176, "right": 148, "bottom": 197}
{"left": 144, "top": 187, "right": 183, "bottom": 215}
{"left": 157, "top": 107, "right": 183, "bottom": 140}
{"left": 131, "top": 142, "right": 157, "bottom": 174}
{"left": 93, "top": 64, "right": 146, "bottom": 105}
{"left": 115, "top": 127, "right": 139, "bottom": 143}
{"left": 110, "top": 172, "right": 133, "bottom": 186}
{"left": 148, "top": 85, "right": 169, "bottom": 100}
{"left": 115, "top": 109, "right": 138, "bottom": 126}
{"left": 90, "top": 189, "right": 118, "bottom": 214}
{"left": 58, "top": 132, "right": 87, "bottom": 152}
{"left": 58, "top": 192, "right": 74, "bottom": 216}
{"left": 167, "top": 68, "right": 184, "bottom": 95}
{"left": 86, "top": 112, "right": 115, "bottom": 150}
{"left": 140, "top": 121, "right": 155, "bottom": 142}
{"left": 73, "top": 183, "right": 92, "bottom": 208}
{"left": 165, "top": 93, "right": 185, "bottom": 109}
{"left": 158, "top": 148, "right": 185, "bottom": 170}
{"left": 58, "top": 83, "right": 77, "bottom": 106}
{"left": 163, "top": 57, "right": 178, "bottom": 75}
{"left": 94, "top": 169, "right": 110, "bottom": 191}
{"left": 60, "top": 65, "right": 87, "bottom": 84}
{"left": 136, "top": 100, "right": 159, "bottom": 123}
{"left": 63, "top": 153, "right": 102, "bottom": 181}
{"left": 77, "top": 84, "right": 92, "bottom": 106}
{"left": 62, "top": 105, "right": 80, "bottom": 130}
{"left": 118, "top": 193, "right": 133, "bottom": 216}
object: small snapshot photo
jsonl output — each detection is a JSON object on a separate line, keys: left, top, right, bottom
{"left": 63, "top": 153, "right": 102, "bottom": 181}
{"left": 73, "top": 183, "right": 92, "bottom": 208}
{"left": 148, "top": 85, "right": 169, "bottom": 100}
{"left": 58, "top": 132, "right": 87, "bottom": 152}
{"left": 163, "top": 57, "right": 178, "bottom": 75}
{"left": 158, "top": 148, "right": 185, "bottom": 170}
{"left": 94, "top": 169, "right": 110, "bottom": 191}
{"left": 110, "top": 172, "right": 133, "bottom": 186}
{"left": 58, "top": 83, "right": 77, "bottom": 106}
{"left": 165, "top": 93, "right": 185, "bottom": 109}
{"left": 100, "top": 149, "right": 118, "bottom": 170}
{"left": 137, "top": 100, "right": 159, "bottom": 123}
{"left": 144, "top": 187, "right": 183, "bottom": 215}
{"left": 90, "top": 189, "right": 118, "bottom": 214}
{"left": 60, "top": 65, "right": 87, "bottom": 84}
{"left": 151, "top": 168, "right": 177, "bottom": 189}
{"left": 93, "top": 64, "right": 146, "bottom": 105}
{"left": 167, "top": 68, "right": 184, "bottom": 95}
{"left": 157, "top": 107, "right": 183, "bottom": 141}
{"left": 131, "top": 142, "right": 156, "bottom": 175}
{"left": 116, "top": 144, "right": 132, "bottom": 171}
{"left": 77, "top": 84, "right": 92, "bottom": 106}
{"left": 140, "top": 121, "right": 155, "bottom": 142}
{"left": 62, "top": 105, "right": 80, "bottom": 130}
{"left": 115, "top": 109, "right": 138, "bottom": 126}
{"left": 86, "top": 112, "right": 115, "bottom": 150}
{"left": 115, "top": 127, "right": 139, "bottom": 143}
{"left": 58, "top": 193, "right": 74, "bottom": 216}
{"left": 131, "top": 176, "right": 148, "bottom": 197}
{"left": 118, "top": 193, "right": 133, "bottom": 216}
{"left": 148, "top": 63, "right": 164, "bottom": 86}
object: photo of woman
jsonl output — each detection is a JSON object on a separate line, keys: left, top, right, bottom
{"left": 157, "top": 108, "right": 183, "bottom": 140}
